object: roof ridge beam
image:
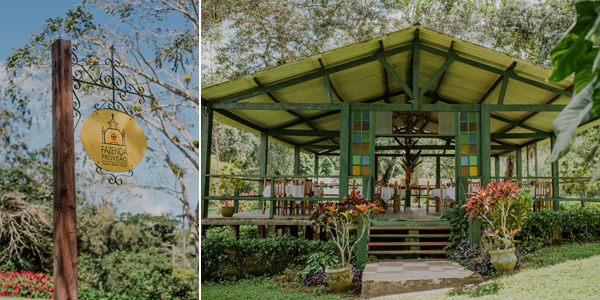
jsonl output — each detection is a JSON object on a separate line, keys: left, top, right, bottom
{"left": 412, "top": 31, "right": 420, "bottom": 110}
{"left": 420, "top": 44, "right": 572, "bottom": 98}
{"left": 213, "top": 44, "right": 413, "bottom": 103}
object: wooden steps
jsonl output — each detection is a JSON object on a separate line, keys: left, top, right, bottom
{"left": 367, "top": 221, "right": 451, "bottom": 259}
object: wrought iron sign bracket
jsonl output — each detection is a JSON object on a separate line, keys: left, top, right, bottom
{"left": 71, "top": 44, "right": 154, "bottom": 184}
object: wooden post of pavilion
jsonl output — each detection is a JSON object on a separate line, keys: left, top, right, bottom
{"left": 52, "top": 39, "right": 78, "bottom": 300}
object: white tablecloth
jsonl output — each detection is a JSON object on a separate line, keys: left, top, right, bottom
{"left": 430, "top": 187, "right": 456, "bottom": 200}
{"left": 262, "top": 184, "right": 305, "bottom": 197}
{"left": 356, "top": 187, "right": 405, "bottom": 202}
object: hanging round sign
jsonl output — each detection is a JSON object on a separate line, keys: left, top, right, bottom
{"left": 80, "top": 109, "right": 147, "bottom": 172}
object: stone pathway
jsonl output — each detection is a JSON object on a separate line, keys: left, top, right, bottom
{"left": 361, "top": 260, "right": 482, "bottom": 298}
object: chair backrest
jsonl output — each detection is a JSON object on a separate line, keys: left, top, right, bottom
{"left": 292, "top": 178, "right": 304, "bottom": 186}
{"left": 304, "top": 178, "right": 313, "bottom": 197}
{"left": 535, "top": 181, "right": 550, "bottom": 198}
{"left": 264, "top": 177, "right": 271, "bottom": 187}
{"left": 374, "top": 180, "right": 382, "bottom": 197}
{"left": 426, "top": 181, "right": 432, "bottom": 197}
{"left": 274, "top": 178, "right": 287, "bottom": 197}
{"left": 468, "top": 180, "right": 480, "bottom": 192}
{"left": 318, "top": 181, "right": 324, "bottom": 197}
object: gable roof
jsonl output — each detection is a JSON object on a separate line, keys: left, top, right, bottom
{"left": 202, "top": 25, "right": 591, "bottom": 155}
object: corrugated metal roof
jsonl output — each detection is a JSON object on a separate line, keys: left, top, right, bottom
{"left": 202, "top": 25, "right": 595, "bottom": 155}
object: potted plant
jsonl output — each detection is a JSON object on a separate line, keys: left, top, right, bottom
{"left": 463, "top": 181, "right": 533, "bottom": 273}
{"left": 214, "top": 165, "right": 245, "bottom": 217}
{"left": 310, "top": 191, "right": 383, "bottom": 293}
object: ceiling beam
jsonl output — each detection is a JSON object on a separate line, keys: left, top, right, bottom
{"left": 478, "top": 62, "right": 517, "bottom": 105}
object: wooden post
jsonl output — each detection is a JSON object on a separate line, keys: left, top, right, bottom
{"left": 229, "top": 225, "right": 240, "bottom": 239}
{"left": 339, "top": 103, "right": 350, "bottom": 202}
{"left": 516, "top": 147, "right": 523, "bottom": 181}
{"left": 201, "top": 105, "right": 213, "bottom": 219}
{"left": 257, "top": 225, "right": 266, "bottom": 239}
{"left": 294, "top": 145, "right": 301, "bottom": 175}
{"left": 551, "top": 134, "right": 560, "bottom": 210}
{"left": 303, "top": 225, "right": 314, "bottom": 240}
{"left": 52, "top": 39, "right": 78, "bottom": 300}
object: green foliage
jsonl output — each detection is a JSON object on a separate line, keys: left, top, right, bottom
{"left": 299, "top": 252, "right": 339, "bottom": 276}
{"left": 201, "top": 276, "right": 343, "bottom": 300}
{"left": 519, "top": 209, "right": 600, "bottom": 251}
{"left": 519, "top": 241, "right": 600, "bottom": 269}
{"left": 201, "top": 227, "right": 342, "bottom": 281}
{"left": 547, "top": 1, "right": 600, "bottom": 182}
{"left": 80, "top": 248, "right": 198, "bottom": 300}
{"left": 441, "top": 204, "right": 469, "bottom": 256}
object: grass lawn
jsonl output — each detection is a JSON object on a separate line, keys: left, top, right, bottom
{"left": 399, "top": 241, "right": 600, "bottom": 299}
{"left": 201, "top": 242, "right": 600, "bottom": 299}
{"left": 201, "top": 276, "right": 344, "bottom": 300}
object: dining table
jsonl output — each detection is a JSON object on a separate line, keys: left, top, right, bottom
{"left": 429, "top": 187, "right": 456, "bottom": 201}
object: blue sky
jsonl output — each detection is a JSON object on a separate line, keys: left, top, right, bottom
{"left": 0, "top": 1, "right": 199, "bottom": 217}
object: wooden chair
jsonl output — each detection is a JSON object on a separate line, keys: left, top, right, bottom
{"left": 425, "top": 181, "right": 441, "bottom": 213}
{"left": 318, "top": 181, "right": 324, "bottom": 197}
{"left": 441, "top": 185, "right": 455, "bottom": 212}
{"left": 262, "top": 177, "right": 271, "bottom": 214}
{"left": 392, "top": 182, "right": 404, "bottom": 213}
{"left": 374, "top": 180, "right": 385, "bottom": 211}
{"left": 274, "top": 178, "right": 293, "bottom": 215}
{"left": 534, "top": 181, "right": 551, "bottom": 211}
{"left": 301, "top": 178, "right": 314, "bottom": 215}
{"left": 468, "top": 180, "right": 481, "bottom": 193}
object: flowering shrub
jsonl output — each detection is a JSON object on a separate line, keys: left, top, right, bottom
{"left": 0, "top": 271, "right": 54, "bottom": 299}
{"left": 215, "top": 194, "right": 261, "bottom": 212}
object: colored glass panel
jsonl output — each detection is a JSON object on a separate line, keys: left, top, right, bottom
{"left": 353, "top": 143, "right": 361, "bottom": 153}
{"left": 461, "top": 156, "right": 469, "bottom": 166}
{"left": 353, "top": 166, "right": 361, "bottom": 175}
{"left": 469, "top": 112, "right": 477, "bottom": 122}
{"left": 362, "top": 121, "right": 370, "bottom": 131}
{"left": 461, "top": 166, "right": 469, "bottom": 176}
{"left": 470, "top": 156, "right": 477, "bottom": 165}
{"left": 362, "top": 111, "right": 370, "bottom": 120}
{"left": 460, "top": 123, "right": 468, "bottom": 132}
{"left": 470, "top": 166, "right": 477, "bottom": 176}
{"left": 353, "top": 155, "right": 361, "bottom": 165}
{"left": 460, "top": 112, "right": 468, "bottom": 122}
{"left": 469, "top": 122, "right": 477, "bottom": 131}
{"left": 469, "top": 133, "right": 477, "bottom": 143}
{"left": 361, "top": 166, "right": 370, "bottom": 175}
{"left": 362, "top": 133, "right": 370, "bottom": 143}
{"left": 362, "top": 155, "right": 370, "bottom": 165}
{"left": 353, "top": 121, "right": 361, "bottom": 131}
{"left": 362, "top": 143, "right": 370, "bottom": 153}
{"left": 461, "top": 145, "right": 468, "bottom": 154}
{"left": 461, "top": 133, "right": 469, "bottom": 144}
{"left": 354, "top": 111, "right": 361, "bottom": 120}
{"left": 353, "top": 133, "right": 361, "bottom": 143}
{"left": 469, "top": 144, "right": 477, "bottom": 154}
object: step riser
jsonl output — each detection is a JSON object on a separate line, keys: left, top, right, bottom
{"left": 367, "top": 225, "right": 451, "bottom": 259}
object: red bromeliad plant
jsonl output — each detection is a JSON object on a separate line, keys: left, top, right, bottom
{"left": 310, "top": 191, "right": 384, "bottom": 269}
{"left": 463, "top": 181, "right": 522, "bottom": 251}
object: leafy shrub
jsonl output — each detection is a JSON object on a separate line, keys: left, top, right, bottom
{"left": 441, "top": 204, "right": 469, "bottom": 257}
{"left": 201, "top": 226, "right": 352, "bottom": 281}
{"left": 301, "top": 270, "right": 327, "bottom": 287}
{"left": 519, "top": 209, "right": 600, "bottom": 251}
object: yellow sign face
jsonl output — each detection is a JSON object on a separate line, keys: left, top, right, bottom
{"left": 80, "top": 109, "right": 147, "bottom": 172}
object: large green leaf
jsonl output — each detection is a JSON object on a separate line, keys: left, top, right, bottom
{"left": 585, "top": 5, "right": 600, "bottom": 42}
{"left": 548, "top": 2, "right": 599, "bottom": 82}
{"left": 549, "top": 81, "right": 598, "bottom": 163}
{"left": 574, "top": 48, "right": 599, "bottom": 94}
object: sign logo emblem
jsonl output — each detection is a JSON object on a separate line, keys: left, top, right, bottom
{"left": 80, "top": 109, "right": 147, "bottom": 172}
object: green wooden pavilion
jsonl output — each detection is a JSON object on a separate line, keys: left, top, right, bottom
{"left": 201, "top": 25, "right": 598, "bottom": 256}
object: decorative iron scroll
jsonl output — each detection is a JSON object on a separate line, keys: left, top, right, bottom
{"left": 72, "top": 44, "right": 154, "bottom": 185}
{"left": 95, "top": 166, "right": 134, "bottom": 185}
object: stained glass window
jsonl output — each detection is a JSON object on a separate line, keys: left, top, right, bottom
{"left": 351, "top": 110, "right": 373, "bottom": 176}
{"left": 458, "top": 112, "right": 479, "bottom": 177}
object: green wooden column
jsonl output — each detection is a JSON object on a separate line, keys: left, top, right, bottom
{"left": 201, "top": 107, "right": 213, "bottom": 219}
{"left": 258, "top": 132, "right": 268, "bottom": 211}
{"left": 516, "top": 147, "right": 523, "bottom": 181}
{"left": 534, "top": 143, "right": 538, "bottom": 179}
{"left": 339, "top": 103, "right": 350, "bottom": 202}
{"left": 436, "top": 156, "right": 441, "bottom": 188}
{"left": 481, "top": 104, "right": 491, "bottom": 187}
{"left": 294, "top": 145, "right": 301, "bottom": 176}
{"left": 356, "top": 217, "right": 368, "bottom": 269}
{"left": 454, "top": 111, "right": 461, "bottom": 203}
{"left": 495, "top": 155, "right": 500, "bottom": 180}
{"left": 551, "top": 134, "right": 560, "bottom": 211}
{"left": 314, "top": 154, "right": 319, "bottom": 176}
